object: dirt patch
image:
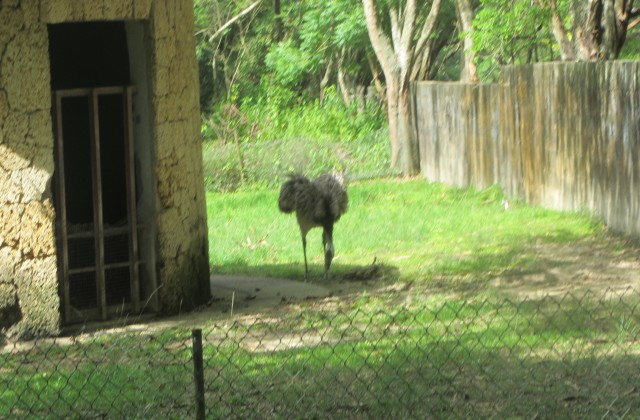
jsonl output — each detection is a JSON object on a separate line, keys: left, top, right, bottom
{"left": 43, "top": 236, "right": 639, "bottom": 341}
{"left": 149, "top": 238, "right": 640, "bottom": 329}
{"left": 490, "top": 237, "right": 640, "bottom": 298}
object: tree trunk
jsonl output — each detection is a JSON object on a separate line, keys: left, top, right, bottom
{"left": 319, "top": 56, "right": 333, "bottom": 105}
{"left": 410, "top": 0, "right": 443, "bottom": 80}
{"left": 273, "top": 0, "right": 282, "bottom": 42}
{"left": 546, "top": 0, "right": 576, "bottom": 60}
{"left": 366, "top": 52, "right": 385, "bottom": 102}
{"left": 455, "top": 0, "right": 479, "bottom": 82}
{"left": 576, "top": 0, "right": 603, "bottom": 60}
{"left": 398, "top": 87, "right": 419, "bottom": 173}
{"left": 337, "top": 47, "right": 353, "bottom": 107}
{"left": 600, "top": 0, "right": 635, "bottom": 59}
{"left": 362, "top": 0, "right": 435, "bottom": 176}
{"left": 381, "top": 74, "right": 419, "bottom": 175}
{"left": 385, "top": 78, "right": 401, "bottom": 169}
{"left": 545, "top": 0, "right": 638, "bottom": 61}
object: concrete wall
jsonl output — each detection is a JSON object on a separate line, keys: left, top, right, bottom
{"left": 413, "top": 62, "right": 640, "bottom": 239}
{"left": 0, "top": 0, "right": 209, "bottom": 338}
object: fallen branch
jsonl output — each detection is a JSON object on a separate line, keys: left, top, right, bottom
{"left": 207, "top": 0, "right": 263, "bottom": 42}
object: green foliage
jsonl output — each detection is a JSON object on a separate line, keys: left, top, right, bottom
{"left": 202, "top": 89, "right": 390, "bottom": 192}
{"left": 298, "top": 0, "right": 371, "bottom": 82}
{"left": 298, "top": 1, "right": 369, "bottom": 59}
{"left": 620, "top": 35, "right": 640, "bottom": 60}
{"left": 194, "top": 0, "right": 274, "bottom": 110}
{"left": 426, "top": 1, "right": 461, "bottom": 81}
{"left": 472, "top": 0, "right": 640, "bottom": 81}
{"left": 194, "top": 0, "right": 374, "bottom": 112}
{"left": 249, "top": 86, "right": 385, "bottom": 141}
{"left": 195, "top": 0, "right": 389, "bottom": 188}
{"left": 263, "top": 0, "right": 372, "bottom": 91}
{"left": 473, "top": 0, "right": 557, "bottom": 81}
{"left": 265, "top": 39, "right": 317, "bottom": 88}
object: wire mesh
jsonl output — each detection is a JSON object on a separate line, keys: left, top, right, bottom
{"left": 1, "top": 288, "right": 639, "bottom": 418}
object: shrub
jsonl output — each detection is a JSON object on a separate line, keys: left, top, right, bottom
{"left": 201, "top": 88, "right": 392, "bottom": 192}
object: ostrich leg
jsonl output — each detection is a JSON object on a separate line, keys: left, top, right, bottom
{"left": 322, "top": 235, "right": 327, "bottom": 280}
{"left": 322, "top": 225, "right": 334, "bottom": 280}
{"left": 301, "top": 233, "right": 309, "bottom": 280}
{"left": 298, "top": 219, "right": 313, "bottom": 280}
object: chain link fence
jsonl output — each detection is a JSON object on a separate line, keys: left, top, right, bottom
{"left": 2, "top": 288, "right": 639, "bottom": 418}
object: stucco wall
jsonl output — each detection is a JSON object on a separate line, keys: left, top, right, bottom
{"left": 0, "top": 0, "right": 209, "bottom": 338}
{"left": 148, "top": 0, "right": 210, "bottom": 312}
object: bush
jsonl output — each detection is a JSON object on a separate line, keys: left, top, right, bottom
{"left": 202, "top": 132, "right": 393, "bottom": 192}
{"left": 201, "top": 88, "right": 393, "bottom": 192}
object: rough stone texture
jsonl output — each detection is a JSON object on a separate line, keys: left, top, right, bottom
{"left": 149, "top": 0, "right": 210, "bottom": 313}
{"left": 0, "top": 1, "right": 58, "bottom": 338}
{"left": 0, "top": 282, "right": 21, "bottom": 331}
{"left": 2, "top": 28, "right": 50, "bottom": 113}
{"left": 0, "top": 0, "right": 210, "bottom": 337}
{"left": 10, "top": 256, "right": 59, "bottom": 337}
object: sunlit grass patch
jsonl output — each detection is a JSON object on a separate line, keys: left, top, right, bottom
{"left": 206, "top": 178, "right": 606, "bottom": 289}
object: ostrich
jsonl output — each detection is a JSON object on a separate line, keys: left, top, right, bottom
{"left": 278, "top": 172, "right": 348, "bottom": 280}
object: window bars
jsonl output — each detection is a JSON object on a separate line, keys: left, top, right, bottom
{"left": 52, "top": 86, "right": 141, "bottom": 323}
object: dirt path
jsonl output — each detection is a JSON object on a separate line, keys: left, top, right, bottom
{"left": 47, "top": 235, "right": 639, "bottom": 341}
{"left": 491, "top": 238, "right": 640, "bottom": 298}
{"left": 153, "top": 236, "right": 640, "bottom": 329}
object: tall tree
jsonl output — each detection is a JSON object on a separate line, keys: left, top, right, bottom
{"left": 473, "top": 0, "right": 555, "bottom": 80}
{"left": 455, "top": 0, "right": 479, "bottom": 82}
{"left": 473, "top": 0, "right": 640, "bottom": 72}
{"left": 296, "top": 0, "right": 373, "bottom": 105}
{"left": 542, "top": 0, "right": 640, "bottom": 60}
{"left": 362, "top": 0, "right": 442, "bottom": 175}
{"left": 194, "top": 0, "right": 268, "bottom": 109}
{"left": 273, "top": 0, "right": 282, "bottom": 41}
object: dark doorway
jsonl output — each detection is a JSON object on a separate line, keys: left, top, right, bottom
{"left": 49, "top": 22, "right": 153, "bottom": 323}
{"left": 48, "top": 22, "right": 131, "bottom": 89}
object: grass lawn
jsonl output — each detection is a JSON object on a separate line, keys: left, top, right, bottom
{"left": 207, "top": 177, "right": 607, "bottom": 290}
{"left": 3, "top": 177, "right": 640, "bottom": 418}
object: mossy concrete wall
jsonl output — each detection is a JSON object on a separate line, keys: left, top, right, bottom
{"left": 415, "top": 62, "right": 640, "bottom": 239}
{"left": 0, "top": 0, "right": 209, "bottom": 338}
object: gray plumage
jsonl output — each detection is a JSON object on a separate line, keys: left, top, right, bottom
{"left": 278, "top": 172, "right": 348, "bottom": 279}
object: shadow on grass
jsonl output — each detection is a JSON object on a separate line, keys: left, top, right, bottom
{"left": 415, "top": 232, "right": 636, "bottom": 299}
{"left": 3, "top": 288, "right": 639, "bottom": 418}
{"left": 199, "top": 291, "right": 640, "bottom": 418}
{"left": 210, "top": 260, "right": 401, "bottom": 291}
{"left": 204, "top": 344, "right": 640, "bottom": 418}
{"left": 210, "top": 233, "right": 617, "bottom": 302}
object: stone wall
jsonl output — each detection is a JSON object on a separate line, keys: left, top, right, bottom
{"left": 0, "top": 0, "right": 209, "bottom": 338}
{"left": 149, "top": 0, "right": 210, "bottom": 312}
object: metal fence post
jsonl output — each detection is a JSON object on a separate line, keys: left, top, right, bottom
{"left": 192, "top": 329, "right": 206, "bottom": 420}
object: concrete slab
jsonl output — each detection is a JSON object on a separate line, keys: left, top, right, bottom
{"left": 210, "top": 275, "right": 331, "bottom": 311}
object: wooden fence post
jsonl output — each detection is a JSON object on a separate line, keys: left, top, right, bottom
{"left": 192, "top": 329, "right": 206, "bottom": 420}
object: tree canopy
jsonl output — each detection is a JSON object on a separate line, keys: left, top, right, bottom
{"left": 194, "top": 0, "right": 640, "bottom": 106}
{"left": 193, "top": 0, "right": 640, "bottom": 174}
{"left": 473, "top": 0, "right": 640, "bottom": 80}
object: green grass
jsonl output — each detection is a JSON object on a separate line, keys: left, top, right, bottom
{"left": 207, "top": 177, "right": 605, "bottom": 289}
{"left": 198, "top": 294, "right": 640, "bottom": 418}
{"left": 4, "top": 177, "right": 639, "bottom": 418}
{"left": 0, "top": 332, "right": 195, "bottom": 418}
{"left": 5, "top": 290, "right": 638, "bottom": 418}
